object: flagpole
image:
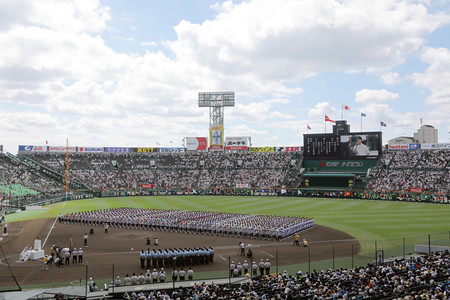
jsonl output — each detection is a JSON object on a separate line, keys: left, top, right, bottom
{"left": 361, "top": 115, "right": 362, "bottom": 132}
{"left": 324, "top": 119, "right": 326, "bottom": 133}
{"left": 66, "top": 138, "right": 69, "bottom": 199}
{"left": 341, "top": 102, "right": 343, "bottom": 120}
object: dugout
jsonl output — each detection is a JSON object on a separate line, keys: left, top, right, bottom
{"left": 303, "top": 173, "right": 355, "bottom": 188}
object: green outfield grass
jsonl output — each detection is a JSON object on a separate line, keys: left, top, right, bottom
{"left": 7, "top": 195, "right": 450, "bottom": 256}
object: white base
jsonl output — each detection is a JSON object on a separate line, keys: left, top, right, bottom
{"left": 2, "top": 233, "right": 8, "bottom": 237}
{"left": 0, "top": 238, "right": 3, "bottom": 242}
{"left": 29, "top": 250, "right": 45, "bottom": 260}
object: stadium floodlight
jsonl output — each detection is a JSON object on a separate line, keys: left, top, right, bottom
{"left": 198, "top": 91, "right": 235, "bottom": 127}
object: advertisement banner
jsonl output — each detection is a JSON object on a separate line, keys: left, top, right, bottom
{"left": 18, "top": 145, "right": 47, "bottom": 152}
{"left": 283, "top": 146, "right": 301, "bottom": 152}
{"left": 209, "top": 145, "right": 223, "bottom": 151}
{"left": 185, "top": 137, "right": 208, "bottom": 151}
{"left": 303, "top": 159, "right": 379, "bottom": 173}
{"left": 134, "top": 147, "right": 158, "bottom": 153}
{"left": 140, "top": 184, "right": 154, "bottom": 189}
{"left": 388, "top": 144, "right": 410, "bottom": 150}
{"left": 209, "top": 124, "right": 223, "bottom": 148}
{"left": 78, "top": 147, "right": 103, "bottom": 153}
{"left": 225, "top": 136, "right": 248, "bottom": 150}
{"left": 421, "top": 143, "right": 450, "bottom": 150}
{"left": 388, "top": 144, "right": 420, "bottom": 150}
{"left": 275, "top": 146, "right": 301, "bottom": 152}
{"left": 236, "top": 183, "right": 249, "bottom": 188}
{"left": 249, "top": 147, "right": 274, "bottom": 152}
{"left": 104, "top": 147, "right": 132, "bottom": 153}
{"left": 48, "top": 146, "right": 77, "bottom": 152}
{"left": 409, "top": 187, "right": 424, "bottom": 193}
{"left": 160, "top": 148, "right": 184, "bottom": 153}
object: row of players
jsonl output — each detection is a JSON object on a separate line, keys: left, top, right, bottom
{"left": 230, "top": 259, "right": 272, "bottom": 277}
{"left": 88, "top": 267, "right": 196, "bottom": 292}
{"left": 138, "top": 247, "right": 214, "bottom": 269}
{"left": 59, "top": 209, "right": 314, "bottom": 241}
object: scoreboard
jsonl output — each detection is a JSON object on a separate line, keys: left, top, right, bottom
{"left": 304, "top": 132, "right": 382, "bottom": 159}
{"left": 304, "top": 135, "right": 340, "bottom": 157}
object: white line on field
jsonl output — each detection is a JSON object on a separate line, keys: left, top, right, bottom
{"left": 220, "top": 255, "right": 227, "bottom": 261}
{"left": 43, "top": 196, "right": 69, "bottom": 248}
{"left": 262, "top": 251, "right": 273, "bottom": 258}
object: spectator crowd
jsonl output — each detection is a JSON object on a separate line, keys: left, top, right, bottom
{"left": 120, "top": 250, "right": 450, "bottom": 300}
{"left": 1, "top": 148, "right": 448, "bottom": 209}
{"left": 367, "top": 149, "right": 449, "bottom": 195}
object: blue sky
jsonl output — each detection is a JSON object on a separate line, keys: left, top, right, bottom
{"left": 0, "top": 0, "right": 449, "bottom": 153}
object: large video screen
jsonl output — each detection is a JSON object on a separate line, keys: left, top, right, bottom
{"left": 304, "top": 132, "right": 382, "bottom": 159}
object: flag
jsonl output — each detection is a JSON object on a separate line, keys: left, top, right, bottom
{"left": 345, "top": 191, "right": 351, "bottom": 196}
{"left": 325, "top": 115, "right": 336, "bottom": 123}
{"left": 343, "top": 104, "right": 350, "bottom": 110}
{"left": 361, "top": 112, "right": 366, "bottom": 117}
{"left": 46, "top": 140, "right": 48, "bottom": 145}
{"left": 307, "top": 125, "right": 311, "bottom": 130}
{"left": 380, "top": 121, "right": 387, "bottom": 127}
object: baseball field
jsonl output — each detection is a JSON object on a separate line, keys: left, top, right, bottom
{"left": 1, "top": 195, "right": 450, "bottom": 291}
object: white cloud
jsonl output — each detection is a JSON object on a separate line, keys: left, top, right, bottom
{"left": 228, "top": 124, "right": 268, "bottom": 137}
{"left": 308, "top": 102, "right": 336, "bottom": 118}
{"left": 359, "top": 102, "right": 420, "bottom": 139}
{"left": 411, "top": 47, "right": 450, "bottom": 106}
{"left": 0, "top": 0, "right": 449, "bottom": 151}
{"left": 265, "top": 98, "right": 291, "bottom": 105}
{"left": 263, "top": 135, "right": 280, "bottom": 144}
{"left": 379, "top": 72, "right": 403, "bottom": 85}
{"left": 170, "top": 0, "right": 449, "bottom": 80}
{"left": 355, "top": 89, "right": 399, "bottom": 103}
{"left": 409, "top": 47, "right": 450, "bottom": 136}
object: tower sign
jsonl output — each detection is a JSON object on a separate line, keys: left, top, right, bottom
{"left": 198, "top": 91, "right": 235, "bottom": 150}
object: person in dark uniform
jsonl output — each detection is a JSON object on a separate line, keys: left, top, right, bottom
{"left": 259, "top": 259, "right": 265, "bottom": 275}
{"left": 140, "top": 250, "right": 145, "bottom": 269}
{"left": 72, "top": 248, "right": 78, "bottom": 264}
{"left": 78, "top": 248, "right": 83, "bottom": 264}
{"left": 146, "top": 249, "right": 152, "bottom": 269}
{"left": 179, "top": 268, "right": 185, "bottom": 281}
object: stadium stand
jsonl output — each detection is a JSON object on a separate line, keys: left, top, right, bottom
{"left": 113, "top": 250, "right": 450, "bottom": 300}
{"left": 0, "top": 153, "right": 65, "bottom": 209}
{"left": 17, "top": 151, "right": 295, "bottom": 192}
{"left": 1, "top": 147, "right": 447, "bottom": 209}
{"left": 366, "top": 149, "right": 449, "bottom": 195}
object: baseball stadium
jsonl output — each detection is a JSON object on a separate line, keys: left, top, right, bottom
{"left": 0, "top": 114, "right": 449, "bottom": 300}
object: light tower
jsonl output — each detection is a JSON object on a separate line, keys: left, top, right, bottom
{"left": 198, "top": 91, "right": 235, "bottom": 150}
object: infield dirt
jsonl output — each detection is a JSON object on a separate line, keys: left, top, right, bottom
{"left": 0, "top": 218, "right": 359, "bottom": 288}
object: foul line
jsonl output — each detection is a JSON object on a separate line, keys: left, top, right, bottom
{"left": 262, "top": 251, "right": 273, "bottom": 258}
{"left": 43, "top": 197, "right": 69, "bottom": 248}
